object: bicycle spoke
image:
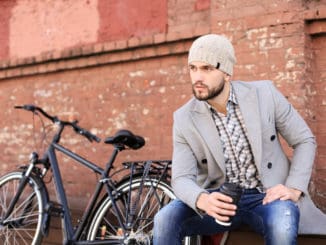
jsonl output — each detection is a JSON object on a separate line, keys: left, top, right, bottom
{"left": 6, "top": 193, "right": 39, "bottom": 222}
{"left": 0, "top": 172, "right": 44, "bottom": 244}
{"left": 0, "top": 183, "right": 9, "bottom": 208}
{"left": 101, "top": 216, "right": 119, "bottom": 236}
{"left": 132, "top": 186, "right": 170, "bottom": 235}
{"left": 87, "top": 178, "right": 175, "bottom": 244}
{"left": 9, "top": 227, "right": 31, "bottom": 245}
{"left": 133, "top": 188, "right": 156, "bottom": 227}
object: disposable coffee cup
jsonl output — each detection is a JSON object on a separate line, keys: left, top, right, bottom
{"left": 215, "top": 182, "right": 242, "bottom": 226}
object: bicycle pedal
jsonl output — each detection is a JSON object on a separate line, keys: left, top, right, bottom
{"left": 45, "top": 202, "right": 64, "bottom": 217}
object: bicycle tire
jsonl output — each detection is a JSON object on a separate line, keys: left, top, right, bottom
{"left": 0, "top": 171, "right": 46, "bottom": 245}
{"left": 86, "top": 177, "right": 175, "bottom": 244}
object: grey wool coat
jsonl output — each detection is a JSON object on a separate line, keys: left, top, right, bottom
{"left": 171, "top": 80, "right": 326, "bottom": 235}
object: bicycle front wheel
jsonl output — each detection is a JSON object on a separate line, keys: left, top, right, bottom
{"left": 0, "top": 171, "right": 45, "bottom": 245}
{"left": 87, "top": 177, "right": 175, "bottom": 244}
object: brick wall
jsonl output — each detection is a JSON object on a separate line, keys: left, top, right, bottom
{"left": 0, "top": 0, "right": 325, "bottom": 213}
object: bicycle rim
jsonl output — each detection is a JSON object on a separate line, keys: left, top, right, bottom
{"left": 0, "top": 171, "right": 44, "bottom": 245}
{"left": 87, "top": 177, "right": 175, "bottom": 244}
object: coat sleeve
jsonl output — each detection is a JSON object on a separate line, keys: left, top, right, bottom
{"left": 269, "top": 82, "right": 316, "bottom": 193}
{"left": 171, "top": 111, "right": 208, "bottom": 212}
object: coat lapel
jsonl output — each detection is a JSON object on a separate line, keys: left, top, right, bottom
{"left": 190, "top": 100, "right": 226, "bottom": 175}
{"left": 233, "top": 82, "right": 262, "bottom": 172}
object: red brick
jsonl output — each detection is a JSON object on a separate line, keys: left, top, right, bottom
{"left": 97, "top": 0, "right": 167, "bottom": 42}
{"left": 139, "top": 35, "right": 153, "bottom": 46}
{"left": 81, "top": 45, "right": 93, "bottom": 56}
{"left": 128, "top": 37, "right": 140, "bottom": 48}
{"left": 155, "top": 44, "right": 172, "bottom": 56}
{"left": 304, "top": 6, "right": 326, "bottom": 20}
{"left": 6, "top": 68, "right": 21, "bottom": 77}
{"left": 0, "top": 0, "right": 15, "bottom": 60}
{"left": 192, "top": 23, "right": 211, "bottom": 36}
{"left": 103, "top": 41, "right": 116, "bottom": 51}
{"left": 194, "top": 0, "right": 210, "bottom": 11}
{"left": 115, "top": 39, "right": 128, "bottom": 50}
{"left": 153, "top": 33, "right": 166, "bottom": 44}
{"left": 166, "top": 31, "right": 182, "bottom": 42}
{"left": 93, "top": 43, "right": 104, "bottom": 53}
{"left": 306, "top": 20, "right": 326, "bottom": 35}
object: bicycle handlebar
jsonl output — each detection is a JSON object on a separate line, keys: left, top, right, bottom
{"left": 14, "top": 104, "right": 101, "bottom": 143}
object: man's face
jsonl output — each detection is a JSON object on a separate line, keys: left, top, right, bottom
{"left": 189, "top": 61, "right": 227, "bottom": 101}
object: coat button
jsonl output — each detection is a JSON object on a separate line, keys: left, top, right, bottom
{"left": 201, "top": 159, "right": 207, "bottom": 164}
{"left": 210, "top": 180, "right": 217, "bottom": 185}
{"left": 270, "top": 135, "right": 276, "bottom": 141}
{"left": 267, "top": 162, "right": 273, "bottom": 169}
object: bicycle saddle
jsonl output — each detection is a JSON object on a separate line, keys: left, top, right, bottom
{"left": 104, "top": 129, "right": 145, "bottom": 150}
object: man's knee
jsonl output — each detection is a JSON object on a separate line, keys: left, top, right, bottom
{"left": 264, "top": 200, "right": 299, "bottom": 243}
{"left": 266, "top": 200, "right": 299, "bottom": 226}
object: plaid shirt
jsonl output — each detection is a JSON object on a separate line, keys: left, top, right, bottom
{"left": 208, "top": 86, "right": 262, "bottom": 189}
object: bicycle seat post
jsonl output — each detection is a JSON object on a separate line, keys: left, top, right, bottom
{"left": 103, "top": 146, "right": 121, "bottom": 175}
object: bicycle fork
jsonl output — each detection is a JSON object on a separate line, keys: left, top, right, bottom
{"left": 1, "top": 161, "right": 35, "bottom": 225}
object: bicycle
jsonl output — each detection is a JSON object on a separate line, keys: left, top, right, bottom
{"left": 0, "top": 104, "right": 176, "bottom": 245}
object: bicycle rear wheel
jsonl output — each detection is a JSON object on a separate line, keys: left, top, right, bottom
{"left": 87, "top": 177, "right": 175, "bottom": 244}
{"left": 0, "top": 171, "right": 45, "bottom": 245}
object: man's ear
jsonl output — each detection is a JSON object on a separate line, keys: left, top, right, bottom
{"left": 224, "top": 73, "right": 231, "bottom": 82}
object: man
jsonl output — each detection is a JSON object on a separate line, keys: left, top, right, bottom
{"left": 153, "top": 34, "right": 326, "bottom": 245}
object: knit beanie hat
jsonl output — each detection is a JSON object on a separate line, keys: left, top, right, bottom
{"left": 188, "top": 34, "right": 236, "bottom": 75}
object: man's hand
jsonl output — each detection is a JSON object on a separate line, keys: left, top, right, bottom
{"left": 196, "top": 192, "right": 237, "bottom": 223}
{"left": 263, "top": 184, "right": 302, "bottom": 205}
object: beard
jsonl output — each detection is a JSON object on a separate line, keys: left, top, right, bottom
{"left": 192, "top": 79, "right": 225, "bottom": 101}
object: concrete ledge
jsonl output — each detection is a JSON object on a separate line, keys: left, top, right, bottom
{"left": 202, "top": 225, "right": 326, "bottom": 245}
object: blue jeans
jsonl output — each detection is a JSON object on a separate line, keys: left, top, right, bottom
{"left": 153, "top": 189, "right": 299, "bottom": 245}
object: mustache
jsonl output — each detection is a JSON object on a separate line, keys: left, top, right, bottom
{"left": 193, "top": 81, "right": 207, "bottom": 87}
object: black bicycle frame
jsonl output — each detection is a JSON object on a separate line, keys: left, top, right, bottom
{"left": 2, "top": 105, "right": 154, "bottom": 245}
{"left": 44, "top": 141, "right": 125, "bottom": 244}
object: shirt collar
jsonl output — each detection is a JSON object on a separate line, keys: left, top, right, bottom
{"left": 229, "top": 84, "right": 238, "bottom": 105}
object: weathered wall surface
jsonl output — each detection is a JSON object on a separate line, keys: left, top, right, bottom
{"left": 0, "top": 0, "right": 325, "bottom": 212}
